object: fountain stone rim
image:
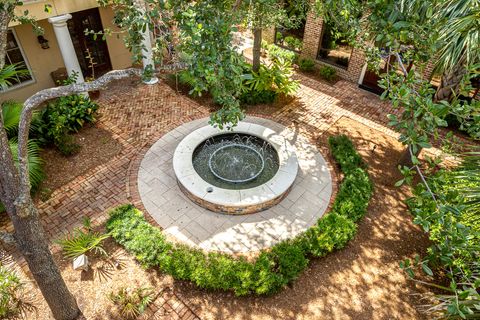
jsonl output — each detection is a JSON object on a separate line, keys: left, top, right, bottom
{"left": 173, "top": 122, "right": 298, "bottom": 214}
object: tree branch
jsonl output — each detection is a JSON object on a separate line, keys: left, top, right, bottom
{"left": 16, "top": 63, "right": 187, "bottom": 212}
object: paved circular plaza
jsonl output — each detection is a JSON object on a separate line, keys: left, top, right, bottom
{"left": 137, "top": 116, "right": 333, "bottom": 253}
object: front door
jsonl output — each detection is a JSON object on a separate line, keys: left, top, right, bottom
{"left": 68, "top": 8, "right": 112, "bottom": 79}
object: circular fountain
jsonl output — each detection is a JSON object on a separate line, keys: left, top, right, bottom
{"left": 173, "top": 122, "right": 298, "bottom": 214}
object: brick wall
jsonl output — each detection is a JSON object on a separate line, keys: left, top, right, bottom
{"left": 261, "top": 10, "right": 368, "bottom": 84}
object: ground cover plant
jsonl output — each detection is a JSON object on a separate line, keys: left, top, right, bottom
{"left": 318, "top": 65, "right": 337, "bottom": 82}
{"left": 298, "top": 58, "right": 315, "bottom": 72}
{"left": 108, "top": 286, "right": 154, "bottom": 319}
{"left": 0, "top": 265, "right": 25, "bottom": 318}
{"left": 402, "top": 153, "right": 480, "bottom": 318}
{"left": 106, "top": 135, "right": 373, "bottom": 296}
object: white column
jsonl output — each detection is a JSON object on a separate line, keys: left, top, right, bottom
{"left": 140, "top": 25, "right": 158, "bottom": 85}
{"left": 135, "top": 0, "right": 158, "bottom": 85}
{"left": 48, "top": 14, "right": 85, "bottom": 84}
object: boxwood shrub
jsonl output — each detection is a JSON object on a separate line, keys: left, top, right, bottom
{"left": 106, "top": 134, "right": 373, "bottom": 296}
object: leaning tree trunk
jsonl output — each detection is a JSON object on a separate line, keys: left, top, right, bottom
{"left": 252, "top": 27, "right": 262, "bottom": 73}
{"left": 434, "top": 59, "right": 467, "bottom": 102}
{"left": 0, "top": 120, "right": 81, "bottom": 319}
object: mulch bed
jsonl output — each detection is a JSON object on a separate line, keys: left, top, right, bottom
{"left": 36, "top": 123, "right": 123, "bottom": 201}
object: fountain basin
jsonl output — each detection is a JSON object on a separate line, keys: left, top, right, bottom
{"left": 173, "top": 122, "right": 298, "bottom": 214}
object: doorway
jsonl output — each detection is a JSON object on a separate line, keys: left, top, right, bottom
{"left": 67, "top": 8, "right": 112, "bottom": 79}
{"left": 359, "top": 54, "right": 412, "bottom": 95}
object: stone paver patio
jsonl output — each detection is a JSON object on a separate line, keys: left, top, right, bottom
{"left": 137, "top": 116, "right": 332, "bottom": 253}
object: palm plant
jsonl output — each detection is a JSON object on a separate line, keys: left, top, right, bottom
{"left": 433, "top": 0, "right": 480, "bottom": 101}
{"left": 108, "top": 287, "right": 154, "bottom": 319}
{"left": 1, "top": 100, "right": 45, "bottom": 214}
{"left": 8, "top": 140, "right": 45, "bottom": 191}
{"left": 0, "top": 63, "right": 30, "bottom": 90}
{"left": 453, "top": 152, "right": 480, "bottom": 229}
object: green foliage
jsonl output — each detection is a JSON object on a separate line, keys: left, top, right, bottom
{"left": 0, "top": 266, "right": 24, "bottom": 318}
{"left": 318, "top": 65, "right": 337, "bottom": 82}
{"left": 239, "top": 89, "right": 277, "bottom": 105}
{"left": 328, "top": 135, "right": 363, "bottom": 173}
{"left": 298, "top": 58, "right": 315, "bottom": 72}
{"left": 403, "top": 152, "right": 480, "bottom": 318}
{"left": 282, "top": 36, "right": 303, "bottom": 51}
{"left": 56, "top": 217, "right": 109, "bottom": 258}
{"left": 34, "top": 94, "right": 98, "bottom": 155}
{"left": 108, "top": 286, "right": 154, "bottom": 320}
{"left": 1, "top": 100, "right": 22, "bottom": 138}
{"left": 0, "top": 101, "right": 45, "bottom": 214}
{"left": 173, "top": 1, "right": 245, "bottom": 129}
{"left": 107, "top": 135, "right": 372, "bottom": 296}
{"left": 243, "top": 59, "right": 299, "bottom": 96}
{"left": 301, "top": 213, "right": 357, "bottom": 257}
{"left": 8, "top": 140, "right": 44, "bottom": 192}
{"left": 0, "top": 63, "right": 30, "bottom": 90}
{"left": 266, "top": 43, "right": 298, "bottom": 64}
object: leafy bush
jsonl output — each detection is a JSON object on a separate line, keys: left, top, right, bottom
{"left": 108, "top": 286, "right": 154, "bottom": 319}
{"left": 283, "top": 36, "right": 303, "bottom": 51}
{"left": 398, "top": 151, "right": 480, "bottom": 319}
{"left": 56, "top": 217, "right": 109, "bottom": 258}
{"left": 34, "top": 94, "right": 98, "bottom": 155}
{"left": 0, "top": 266, "right": 24, "bottom": 318}
{"left": 107, "top": 135, "right": 372, "bottom": 296}
{"left": 300, "top": 213, "right": 357, "bottom": 257}
{"left": 266, "top": 43, "right": 298, "bottom": 64}
{"left": 298, "top": 58, "right": 315, "bottom": 73}
{"left": 328, "top": 135, "right": 364, "bottom": 173}
{"left": 243, "top": 59, "right": 299, "bottom": 97}
{"left": 318, "top": 65, "right": 337, "bottom": 82}
{"left": 239, "top": 89, "right": 277, "bottom": 105}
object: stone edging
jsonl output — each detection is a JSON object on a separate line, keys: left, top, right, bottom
{"left": 173, "top": 122, "right": 298, "bottom": 214}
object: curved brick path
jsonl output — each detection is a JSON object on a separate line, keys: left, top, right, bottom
{"left": 0, "top": 73, "right": 399, "bottom": 319}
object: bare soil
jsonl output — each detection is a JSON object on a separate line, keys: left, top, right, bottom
{"left": 36, "top": 123, "right": 122, "bottom": 199}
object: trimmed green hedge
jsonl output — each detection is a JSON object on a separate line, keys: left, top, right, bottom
{"left": 106, "top": 135, "right": 373, "bottom": 296}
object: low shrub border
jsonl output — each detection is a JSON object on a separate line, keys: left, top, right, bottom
{"left": 106, "top": 135, "right": 373, "bottom": 296}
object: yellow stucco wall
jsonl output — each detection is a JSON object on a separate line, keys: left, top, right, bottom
{"left": 98, "top": 7, "right": 132, "bottom": 70}
{"left": 1, "top": 20, "right": 63, "bottom": 102}
{"left": 11, "top": 0, "right": 99, "bottom": 26}
{"left": 2, "top": 6, "right": 132, "bottom": 102}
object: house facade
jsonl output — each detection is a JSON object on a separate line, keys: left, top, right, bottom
{"left": 2, "top": 0, "right": 134, "bottom": 102}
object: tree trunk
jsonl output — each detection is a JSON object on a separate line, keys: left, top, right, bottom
{"left": 434, "top": 61, "right": 467, "bottom": 102}
{"left": 0, "top": 115, "right": 82, "bottom": 320}
{"left": 252, "top": 27, "right": 262, "bottom": 73}
{"left": 13, "top": 208, "right": 82, "bottom": 319}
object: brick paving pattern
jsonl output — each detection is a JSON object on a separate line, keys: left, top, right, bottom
{"left": 0, "top": 73, "right": 399, "bottom": 319}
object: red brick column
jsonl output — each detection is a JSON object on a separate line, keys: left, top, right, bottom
{"left": 301, "top": 10, "right": 323, "bottom": 59}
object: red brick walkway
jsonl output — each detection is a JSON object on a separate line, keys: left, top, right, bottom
{"left": 1, "top": 74, "right": 397, "bottom": 319}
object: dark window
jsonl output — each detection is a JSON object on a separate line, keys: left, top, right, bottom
{"left": 317, "top": 22, "right": 352, "bottom": 69}
{"left": 3, "top": 29, "right": 33, "bottom": 89}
